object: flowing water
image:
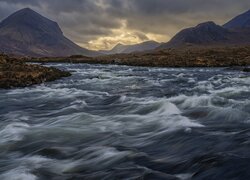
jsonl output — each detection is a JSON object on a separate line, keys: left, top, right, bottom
{"left": 0, "top": 64, "right": 250, "bottom": 180}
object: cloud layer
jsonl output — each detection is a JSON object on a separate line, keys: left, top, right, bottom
{"left": 0, "top": 0, "right": 249, "bottom": 50}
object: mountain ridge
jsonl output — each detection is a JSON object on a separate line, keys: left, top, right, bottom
{"left": 1, "top": 8, "right": 250, "bottom": 56}
{"left": 159, "top": 21, "right": 231, "bottom": 49}
{"left": 159, "top": 10, "right": 250, "bottom": 49}
{"left": 0, "top": 8, "right": 100, "bottom": 57}
{"left": 100, "top": 40, "right": 161, "bottom": 54}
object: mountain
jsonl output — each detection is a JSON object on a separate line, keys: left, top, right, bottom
{"left": 223, "top": 10, "right": 250, "bottom": 29}
{"left": 0, "top": 8, "right": 100, "bottom": 57}
{"left": 100, "top": 41, "right": 161, "bottom": 54}
{"left": 159, "top": 12, "right": 250, "bottom": 50}
{"left": 159, "top": 22, "right": 233, "bottom": 49}
{"left": 101, "top": 43, "right": 129, "bottom": 54}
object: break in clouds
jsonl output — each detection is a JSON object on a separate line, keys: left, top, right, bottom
{"left": 0, "top": 0, "right": 249, "bottom": 50}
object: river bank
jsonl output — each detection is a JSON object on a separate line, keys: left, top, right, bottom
{"left": 2, "top": 46, "right": 250, "bottom": 89}
{"left": 0, "top": 54, "right": 71, "bottom": 89}
{"left": 29, "top": 46, "right": 250, "bottom": 67}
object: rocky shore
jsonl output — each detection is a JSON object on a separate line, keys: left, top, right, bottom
{"left": 0, "top": 55, "right": 71, "bottom": 89}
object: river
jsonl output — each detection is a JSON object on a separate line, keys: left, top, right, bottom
{"left": 0, "top": 63, "right": 250, "bottom": 179}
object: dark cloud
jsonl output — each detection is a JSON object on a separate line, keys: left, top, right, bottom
{"left": 0, "top": 0, "right": 249, "bottom": 49}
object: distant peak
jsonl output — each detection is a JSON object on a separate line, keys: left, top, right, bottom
{"left": 20, "top": 7, "right": 32, "bottom": 11}
{"left": 196, "top": 21, "right": 217, "bottom": 28}
{"left": 16, "top": 7, "right": 36, "bottom": 14}
{"left": 0, "top": 7, "right": 49, "bottom": 25}
{"left": 0, "top": 7, "right": 63, "bottom": 35}
{"left": 114, "top": 43, "right": 124, "bottom": 47}
{"left": 6, "top": 7, "right": 40, "bottom": 20}
{"left": 142, "top": 40, "right": 158, "bottom": 44}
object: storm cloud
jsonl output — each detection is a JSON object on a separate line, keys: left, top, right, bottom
{"left": 0, "top": 0, "right": 249, "bottom": 50}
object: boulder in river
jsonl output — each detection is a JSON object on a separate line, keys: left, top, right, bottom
{"left": 242, "top": 68, "right": 250, "bottom": 72}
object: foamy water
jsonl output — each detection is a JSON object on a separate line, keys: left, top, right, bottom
{"left": 0, "top": 64, "right": 250, "bottom": 179}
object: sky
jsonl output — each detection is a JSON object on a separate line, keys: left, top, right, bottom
{"left": 0, "top": 0, "right": 249, "bottom": 50}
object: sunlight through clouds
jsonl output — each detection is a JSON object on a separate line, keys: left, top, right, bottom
{"left": 0, "top": 0, "right": 249, "bottom": 50}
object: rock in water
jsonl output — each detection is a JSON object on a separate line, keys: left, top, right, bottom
{"left": 242, "top": 68, "right": 250, "bottom": 72}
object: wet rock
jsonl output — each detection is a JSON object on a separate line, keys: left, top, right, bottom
{"left": 0, "top": 54, "right": 71, "bottom": 89}
{"left": 242, "top": 68, "right": 250, "bottom": 72}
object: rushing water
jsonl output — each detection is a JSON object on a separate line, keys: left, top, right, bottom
{"left": 0, "top": 64, "right": 250, "bottom": 180}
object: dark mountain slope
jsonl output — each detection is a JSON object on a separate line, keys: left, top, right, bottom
{"left": 223, "top": 10, "right": 250, "bottom": 29}
{"left": 159, "top": 22, "right": 233, "bottom": 49}
{"left": 0, "top": 8, "right": 99, "bottom": 57}
{"left": 159, "top": 18, "right": 250, "bottom": 49}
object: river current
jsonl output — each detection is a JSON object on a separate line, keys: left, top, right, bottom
{"left": 0, "top": 64, "right": 250, "bottom": 180}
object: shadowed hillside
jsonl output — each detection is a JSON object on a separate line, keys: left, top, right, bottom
{"left": 0, "top": 8, "right": 100, "bottom": 57}
{"left": 159, "top": 10, "right": 250, "bottom": 49}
